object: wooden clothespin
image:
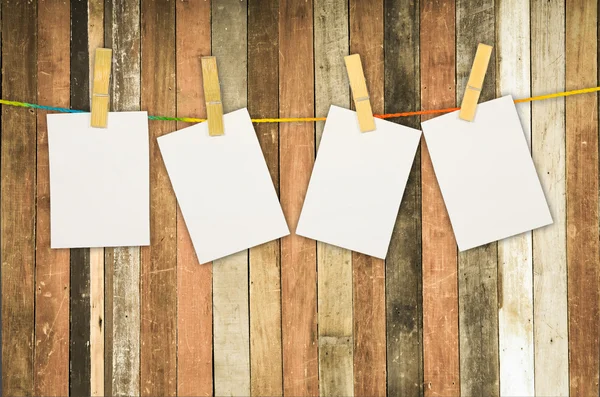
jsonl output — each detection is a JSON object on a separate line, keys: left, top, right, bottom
{"left": 344, "top": 54, "right": 376, "bottom": 132}
{"left": 91, "top": 48, "right": 112, "bottom": 128}
{"left": 459, "top": 43, "right": 493, "bottom": 122}
{"left": 201, "top": 56, "right": 224, "bottom": 136}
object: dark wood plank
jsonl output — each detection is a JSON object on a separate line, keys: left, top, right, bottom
{"left": 566, "top": 0, "right": 599, "bottom": 394}
{"left": 140, "top": 0, "right": 177, "bottom": 395}
{"left": 34, "top": 1, "right": 70, "bottom": 395}
{"left": 105, "top": 0, "right": 142, "bottom": 394}
{"left": 0, "top": 6, "right": 3, "bottom": 396}
{"left": 248, "top": 0, "right": 283, "bottom": 395}
{"left": 279, "top": 0, "right": 318, "bottom": 395}
{"left": 69, "top": 0, "right": 92, "bottom": 394}
{"left": 384, "top": 0, "right": 423, "bottom": 395}
{"left": 349, "top": 1, "right": 386, "bottom": 395}
{"left": 456, "top": 1, "right": 499, "bottom": 395}
{"left": 175, "top": 0, "right": 212, "bottom": 395}
{"left": 1, "top": 0, "right": 37, "bottom": 394}
{"left": 419, "top": 0, "right": 459, "bottom": 395}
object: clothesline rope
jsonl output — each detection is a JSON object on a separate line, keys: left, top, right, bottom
{"left": 1, "top": 85, "right": 599, "bottom": 124}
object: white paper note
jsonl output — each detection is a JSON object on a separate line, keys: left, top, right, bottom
{"left": 421, "top": 95, "right": 552, "bottom": 251}
{"left": 158, "top": 108, "right": 289, "bottom": 264}
{"left": 296, "top": 105, "right": 422, "bottom": 259}
{"left": 47, "top": 111, "right": 150, "bottom": 248}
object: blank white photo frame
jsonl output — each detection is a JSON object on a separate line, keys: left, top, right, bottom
{"left": 47, "top": 111, "right": 150, "bottom": 248}
{"left": 158, "top": 108, "right": 289, "bottom": 264}
{"left": 296, "top": 105, "right": 422, "bottom": 259}
{"left": 421, "top": 95, "right": 552, "bottom": 251}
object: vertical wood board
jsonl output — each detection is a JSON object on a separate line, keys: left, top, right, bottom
{"left": 248, "top": 0, "right": 283, "bottom": 395}
{"left": 175, "top": 0, "right": 213, "bottom": 395}
{"left": 34, "top": 1, "right": 70, "bottom": 395}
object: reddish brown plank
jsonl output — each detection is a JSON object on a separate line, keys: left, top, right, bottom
{"left": 248, "top": 0, "right": 283, "bottom": 395}
{"left": 420, "top": 0, "right": 459, "bottom": 395}
{"left": 349, "top": 1, "right": 386, "bottom": 395}
{"left": 1, "top": 0, "right": 37, "bottom": 394}
{"left": 34, "top": 1, "right": 70, "bottom": 395}
{"left": 279, "top": 0, "right": 318, "bottom": 395}
{"left": 566, "top": 0, "right": 599, "bottom": 395}
{"left": 140, "top": 0, "right": 177, "bottom": 395}
{"left": 175, "top": 1, "right": 212, "bottom": 395}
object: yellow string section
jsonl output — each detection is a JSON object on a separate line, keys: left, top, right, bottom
{"left": 1, "top": 85, "right": 599, "bottom": 123}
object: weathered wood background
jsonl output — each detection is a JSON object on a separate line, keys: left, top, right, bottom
{"left": 1, "top": 0, "right": 597, "bottom": 395}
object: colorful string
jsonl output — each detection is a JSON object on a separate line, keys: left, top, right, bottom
{"left": 1, "top": 85, "right": 599, "bottom": 124}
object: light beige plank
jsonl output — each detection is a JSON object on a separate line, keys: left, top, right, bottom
{"left": 105, "top": 0, "right": 142, "bottom": 395}
{"left": 531, "top": 1, "right": 568, "bottom": 395}
{"left": 496, "top": 1, "right": 534, "bottom": 396}
{"left": 314, "top": 0, "right": 352, "bottom": 394}
{"left": 88, "top": 1, "right": 105, "bottom": 394}
{"left": 212, "top": 1, "right": 250, "bottom": 395}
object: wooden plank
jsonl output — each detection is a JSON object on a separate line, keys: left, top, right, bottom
{"left": 496, "top": 1, "right": 534, "bottom": 395}
{"left": 105, "top": 0, "right": 142, "bottom": 395}
{"left": 34, "top": 1, "right": 70, "bottom": 395}
{"left": 175, "top": 0, "right": 212, "bottom": 395}
{"left": 1, "top": 0, "right": 37, "bottom": 394}
{"left": 348, "top": 2, "right": 386, "bottom": 395}
{"left": 279, "top": 0, "right": 318, "bottom": 395}
{"left": 565, "top": 0, "right": 600, "bottom": 395}
{"left": 87, "top": 2, "right": 105, "bottom": 395}
{"left": 211, "top": 1, "right": 250, "bottom": 395}
{"left": 69, "top": 0, "right": 92, "bottom": 393}
{"left": 456, "top": 1, "right": 499, "bottom": 396}
{"left": 140, "top": 0, "right": 177, "bottom": 394}
{"left": 247, "top": 0, "right": 283, "bottom": 395}
{"left": 0, "top": 5, "right": 3, "bottom": 396}
{"left": 531, "top": 0, "right": 569, "bottom": 394}
{"left": 419, "top": 1, "right": 459, "bottom": 395}
{"left": 314, "top": 1, "right": 352, "bottom": 395}
{"left": 384, "top": 0, "right": 423, "bottom": 395}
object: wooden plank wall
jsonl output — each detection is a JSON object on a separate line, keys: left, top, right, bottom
{"left": 1, "top": 1, "right": 599, "bottom": 396}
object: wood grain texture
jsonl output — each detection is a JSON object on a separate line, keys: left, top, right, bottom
{"left": 1, "top": 0, "right": 37, "bottom": 394}
{"left": 384, "top": 0, "right": 423, "bottom": 395}
{"left": 211, "top": 1, "right": 250, "bottom": 395}
{"left": 140, "top": 0, "right": 177, "bottom": 394}
{"left": 566, "top": 0, "right": 600, "bottom": 395}
{"left": 70, "top": 0, "right": 92, "bottom": 393}
{"left": 496, "top": 1, "right": 534, "bottom": 395}
{"left": 0, "top": 5, "right": 2, "bottom": 395}
{"left": 419, "top": 1, "right": 459, "bottom": 395}
{"left": 349, "top": 2, "right": 386, "bottom": 395}
{"left": 455, "top": 1, "right": 499, "bottom": 396}
{"left": 105, "top": 0, "right": 142, "bottom": 394}
{"left": 87, "top": 2, "right": 104, "bottom": 395}
{"left": 279, "top": 0, "right": 318, "bottom": 395}
{"left": 314, "top": 0, "right": 352, "bottom": 395}
{"left": 531, "top": 1, "right": 568, "bottom": 394}
{"left": 248, "top": 0, "right": 283, "bottom": 395}
{"left": 175, "top": 1, "right": 212, "bottom": 396}
{"left": 34, "top": 1, "right": 70, "bottom": 395}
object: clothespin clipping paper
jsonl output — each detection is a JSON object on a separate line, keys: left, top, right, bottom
{"left": 91, "top": 48, "right": 112, "bottom": 128}
{"left": 344, "top": 54, "right": 376, "bottom": 132}
{"left": 201, "top": 56, "right": 224, "bottom": 136}
{"left": 459, "top": 43, "right": 493, "bottom": 122}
